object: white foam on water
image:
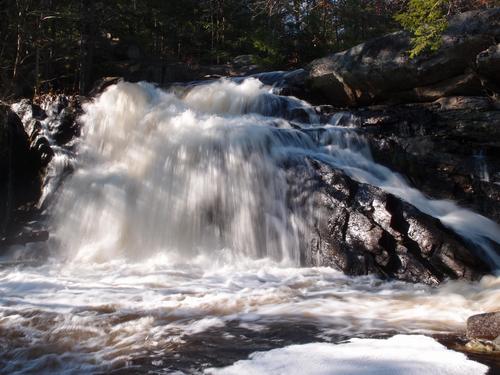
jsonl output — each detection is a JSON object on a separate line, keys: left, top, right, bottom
{"left": 0, "top": 256, "right": 498, "bottom": 372}
{"left": 205, "top": 335, "right": 488, "bottom": 375}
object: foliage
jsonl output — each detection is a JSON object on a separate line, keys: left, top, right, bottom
{"left": 395, "top": 0, "right": 497, "bottom": 58}
{"left": 395, "top": 0, "right": 449, "bottom": 58}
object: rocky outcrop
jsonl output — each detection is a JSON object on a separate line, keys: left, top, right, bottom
{"left": 346, "top": 98, "right": 500, "bottom": 223}
{"left": 467, "top": 312, "right": 500, "bottom": 340}
{"left": 306, "top": 8, "right": 500, "bottom": 107}
{"left": 287, "top": 159, "right": 490, "bottom": 285}
{"left": 0, "top": 96, "right": 79, "bottom": 250}
{"left": 0, "top": 105, "right": 42, "bottom": 242}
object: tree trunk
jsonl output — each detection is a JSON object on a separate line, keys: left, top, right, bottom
{"left": 12, "top": 0, "right": 22, "bottom": 82}
{"left": 79, "top": 0, "right": 95, "bottom": 95}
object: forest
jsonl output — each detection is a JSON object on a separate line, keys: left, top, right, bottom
{"left": 0, "top": 0, "right": 495, "bottom": 98}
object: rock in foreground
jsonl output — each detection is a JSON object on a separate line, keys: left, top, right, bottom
{"left": 467, "top": 312, "right": 500, "bottom": 341}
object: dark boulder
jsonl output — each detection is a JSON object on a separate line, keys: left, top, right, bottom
{"left": 288, "top": 159, "right": 490, "bottom": 284}
{"left": 0, "top": 105, "right": 41, "bottom": 241}
{"left": 307, "top": 8, "right": 500, "bottom": 107}
{"left": 467, "top": 312, "right": 500, "bottom": 340}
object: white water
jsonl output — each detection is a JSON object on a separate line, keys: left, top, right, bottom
{"left": 207, "top": 335, "right": 488, "bottom": 375}
{"left": 1, "top": 78, "right": 500, "bottom": 373}
{"left": 49, "top": 79, "right": 500, "bottom": 267}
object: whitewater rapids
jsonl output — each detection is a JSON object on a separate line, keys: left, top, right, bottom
{"left": 1, "top": 78, "right": 499, "bottom": 374}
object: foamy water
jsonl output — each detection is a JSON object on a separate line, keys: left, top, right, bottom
{"left": 1, "top": 78, "right": 499, "bottom": 373}
{"left": 207, "top": 335, "right": 488, "bottom": 375}
{"left": 1, "top": 254, "right": 499, "bottom": 373}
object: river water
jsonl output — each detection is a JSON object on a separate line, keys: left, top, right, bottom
{"left": 0, "top": 78, "right": 499, "bottom": 374}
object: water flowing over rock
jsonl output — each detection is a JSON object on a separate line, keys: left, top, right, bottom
{"left": 348, "top": 100, "right": 500, "bottom": 224}
{"left": 11, "top": 95, "right": 80, "bottom": 206}
{"left": 306, "top": 8, "right": 500, "bottom": 107}
{"left": 1, "top": 77, "right": 500, "bottom": 374}
{"left": 0, "top": 96, "right": 79, "bottom": 249}
{"left": 49, "top": 79, "right": 499, "bottom": 283}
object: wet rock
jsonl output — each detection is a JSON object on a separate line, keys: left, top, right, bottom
{"left": 2, "top": 228, "right": 49, "bottom": 246}
{"left": 32, "top": 136, "right": 54, "bottom": 167}
{"left": 53, "top": 106, "right": 79, "bottom": 144}
{"left": 1, "top": 95, "right": 80, "bottom": 251}
{"left": 465, "top": 339, "right": 500, "bottom": 354}
{"left": 307, "top": 8, "right": 500, "bottom": 106}
{"left": 43, "top": 95, "right": 81, "bottom": 145}
{"left": 467, "top": 312, "right": 500, "bottom": 340}
{"left": 89, "top": 76, "right": 123, "bottom": 97}
{"left": 232, "top": 55, "right": 257, "bottom": 71}
{"left": 289, "top": 159, "right": 489, "bottom": 284}
{"left": 353, "top": 103, "right": 500, "bottom": 223}
{"left": 12, "top": 99, "right": 47, "bottom": 122}
{"left": 0, "top": 105, "right": 41, "bottom": 241}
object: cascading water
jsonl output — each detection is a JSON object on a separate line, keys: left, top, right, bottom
{"left": 0, "top": 77, "right": 499, "bottom": 374}
{"left": 52, "top": 78, "right": 500, "bottom": 268}
{"left": 52, "top": 79, "right": 317, "bottom": 264}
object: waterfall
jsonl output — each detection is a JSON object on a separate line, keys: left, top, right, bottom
{"left": 2, "top": 77, "right": 499, "bottom": 374}
{"left": 51, "top": 78, "right": 500, "bottom": 269}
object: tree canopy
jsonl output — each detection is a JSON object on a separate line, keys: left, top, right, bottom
{"left": 0, "top": 0, "right": 495, "bottom": 98}
{"left": 395, "top": 0, "right": 495, "bottom": 58}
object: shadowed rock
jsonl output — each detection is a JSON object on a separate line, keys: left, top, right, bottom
{"left": 347, "top": 101, "right": 500, "bottom": 223}
{"left": 1, "top": 96, "right": 79, "bottom": 251}
{"left": 307, "top": 8, "right": 500, "bottom": 107}
{"left": 0, "top": 105, "right": 41, "bottom": 241}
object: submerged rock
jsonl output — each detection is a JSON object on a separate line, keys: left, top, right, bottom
{"left": 467, "top": 312, "right": 500, "bottom": 341}
{"left": 307, "top": 8, "right": 500, "bottom": 107}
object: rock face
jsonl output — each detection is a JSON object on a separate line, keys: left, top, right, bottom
{"left": 0, "top": 96, "right": 79, "bottom": 250}
{"left": 299, "top": 9, "right": 500, "bottom": 280}
{"left": 307, "top": 8, "right": 500, "bottom": 107}
{"left": 476, "top": 43, "right": 500, "bottom": 99}
{"left": 287, "top": 159, "right": 489, "bottom": 285}
{"left": 467, "top": 312, "right": 500, "bottom": 340}
{"left": 0, "top": 105, "right": 41, "bottom": 241}
{"left": 13, "top": 96, "right": 80, "bottom": 151}
{"left": 348, "top": 99, "right": 500, "bottom": 223}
